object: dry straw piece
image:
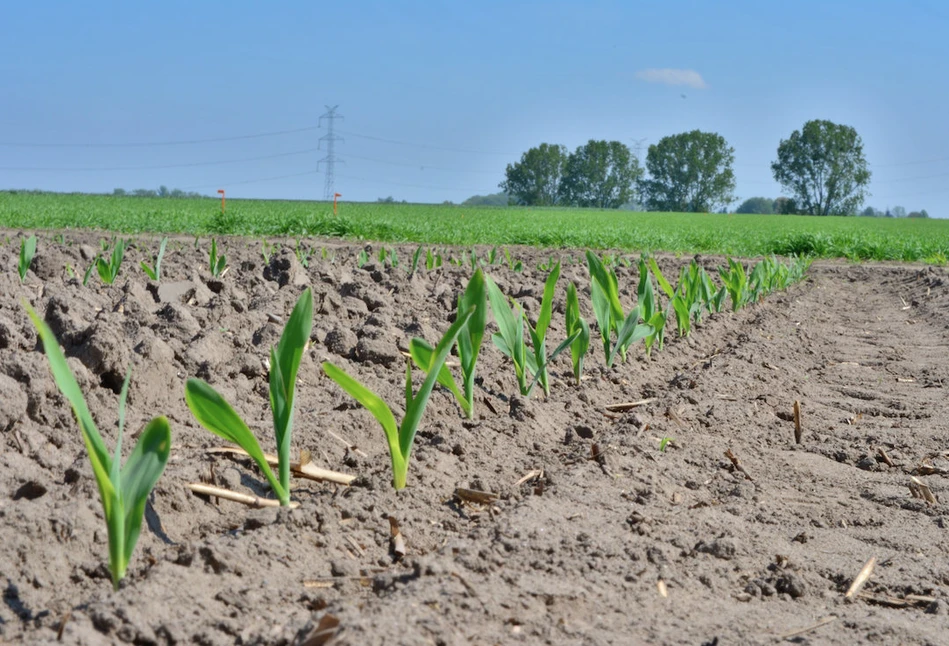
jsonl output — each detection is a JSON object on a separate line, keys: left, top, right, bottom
{"left": 793, "top": 400, "right": 802, "bottom": 443}
{"left": 187, "top": 483, "right": 300, "bottom": 509}
{"left": 206, "top": 446, "right": 356, "bottom": 485}
{"left": 844, "top": 556, "right": 877, "bottom": 599}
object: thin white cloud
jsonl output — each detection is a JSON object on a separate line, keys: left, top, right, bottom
{"left": 635, "top": 68, "right": 708, "bottom": 89}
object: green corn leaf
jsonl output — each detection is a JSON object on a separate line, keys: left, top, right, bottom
{"left": 535, "top": 262, "right": 560, "bottom": 340}
{"left": 322, "top": 362, "right": 404, "bottom": 484}
{"left": 609, "top": 307, "right": 651, "bottom": 367}
{"left": 525, "top": 329, "right": 581, "bottom": 394}
{"left": 184, "top": 378, "right": 286, "bottom": 503}
{"left": 647, "top": 257, "right": 676, "bottom": 300}
{"left": 586, "top": 251, "right": 624, "bottom": 326}
{"left": 589, "top": 275, "right": 613, "bottom": 358}
{"left": 18, "top": 235, "right": 37, "bottom": 282}
{"left": 140, "top": 262, "right": 158, "bottom": 281}
{"left": 409, "top": 337, "right": 470, "bottom": 417}
{"left": 565, "top": 283, "right": 590, "bottom": 384}
{"left": 119, "top": 415, "right": 171, "bottom": 569}
{"left": 268, "top": 288, "right": 313, "bottom": 494}
{"left": 399, "top": 308, "right": 474, "bottom": 460}
{"left": 456, "top": 269, "right": 487, "bottom": 418}
{"left": 25, "top": 304, "right": 110, "bottom": 471}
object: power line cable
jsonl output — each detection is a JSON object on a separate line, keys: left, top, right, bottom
{"left": 0, "top": 125, "right": 322, "bottom": 148}
{"left": 0, "top": 147, "right": 321, "bottom": 172}
{"left": 337, "top": 128, "right": 518, "bottom": 156}
{"left": 178, "top": 170, "right": 322, "bottom": 191}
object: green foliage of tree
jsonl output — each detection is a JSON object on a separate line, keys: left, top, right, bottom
{"left": 557, "top": 140, "right": 643, "bottom": 209}
{"left": 462, "top": 192, "right": 511, "bottom": 206}
{"left": 771, "top": 120, "right": 871, "bottom": 216}
{"left": 640, "top": 130, "right": 736, "bottom": 213}
{"left": 736, "top": 196, "right": 774, "bottom": 214}
{"left": 499, "top": 143, "right": 568, "bottom": 206}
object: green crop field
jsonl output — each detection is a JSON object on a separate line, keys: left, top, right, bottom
{"left": 2, "top": 191, "right": 948, "bottom": 262}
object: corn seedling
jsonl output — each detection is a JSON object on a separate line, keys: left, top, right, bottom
{"left": 636, "top": 257, "right": 667, "bottom": 354}
{"left": 323, "top": 307, "right": 474, "bottom": 490}
{"left": 409, "top": 269, "right": 488, "bottom": 419}
{"left": 647, "top": 257, "right": 697, "bottom": 338}
{"left": 502, "top": 247, "right": 523, "bottom": 272}
{"left": 96, "top": 238, "right": 126, "bottom": 285}
{"left": 294, "top": 239, "right": 313, "bottom": 268}
{"left": 564, "top": 282, "right": 591, "bottom": 385}
{"left": 357, "top": 249, "right": 369, "bottom": 268}
{"left": 262, "top": 241, "right": 275, "bottom": 264}
{"left": 410, "top": 245, "right": 424, "bottom": 274}
{"left": 140, "top": 237, "right": 168, "bottom": 282}
{"left": 185, "top": 288, "right": 313, "bottom": 506}
{"left": 209, "top": 238, "right": 227, "bottom": 277}
{"left": 26, "top": 305, "right": 171, "bottom": 590}
{"left": 719, "top": 258, "right": 749, "bottom": 311}
{"left": 487, "top": 265, "right": 578, "bottom": 397}
{"left": 424, "top": 248, "right": 442, "bottom": 271}
{"left": 18, "top": 234, "right": 37, "bottom": 282}
{"left": 586, "top": 251, "right": 652, "bottom": 366}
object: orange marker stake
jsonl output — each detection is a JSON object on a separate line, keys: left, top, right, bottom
{"left": 217, "top": 189, "right": 226, "bottom": 214}
{"left": 333, "top": 192, "right": 342, "bottom": 216}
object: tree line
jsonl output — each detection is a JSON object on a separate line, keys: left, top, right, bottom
{"left": 499, "top": 119, "right": 910, "bottom": 216}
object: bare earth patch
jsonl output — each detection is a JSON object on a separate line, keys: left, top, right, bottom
{"left": 1, "top": 232, "right": 948, "bottom": 645}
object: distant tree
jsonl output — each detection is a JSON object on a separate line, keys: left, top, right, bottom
{"left": 112, "top": 188, "right": 127, "bottom": 196}
{"left": 170, "top": 188, "right": 185, "bottom": 198}
{"left": 885, "top": 208, "right": 893, "bottom": 218}
{"left": 558, "top": 140, "right": 642, "bottom": 209}
{"left": 640, "top": 130, "right": 736, "bottom": 212}
{"left": 908, "top": 211, "right": 924, "bottom": 218}
{"left": 921, "top": 209, "right": 930, "bottom": 219}
{"left": 377, "top": 196, "right": 396, "bottom": 203}
{"left": 773, "top": 197, "right": 794, "bottom": 214}
{"left": 736, "top": 197, "right": 774, "bottom": 214}
{"left": 891, "top": 205, "right": 907, "bottom": 218}
{"left": 132, "top": 188, "right": 157, "bottom": 197}
{"left": 462, "top": 192, "right": 511, "bottom": 206}
{"left": 500, "top": 143, "right": 568, "bottom": 206}
{"left": 860, "top": 206, "right": 880, "bottom": 217}
{"left": 771, "top": 120, "right": 870, "bottom": 215}
{"left": 157, "top": 185, "right": 170, "bottom": 198}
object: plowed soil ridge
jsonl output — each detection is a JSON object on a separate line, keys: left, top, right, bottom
{"left": 0, "top": 233, "right": 947, "bottom": 645}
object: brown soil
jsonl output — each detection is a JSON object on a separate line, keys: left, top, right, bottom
{"left": 1, "top": 231, "right": 948, "bottom": 646}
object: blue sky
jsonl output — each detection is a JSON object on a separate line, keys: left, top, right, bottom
{"left": 2, "top": 0, "right": 947, "bottom": 215}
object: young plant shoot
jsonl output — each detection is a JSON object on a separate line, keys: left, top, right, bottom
{"left": 486, "top": 266, "right": 578, "bottom": 397}
{"left": 409, "top": 268, "right": 487, "bottom": 418}
{"left": 636, "top": 257, "right": 667, "bottom": 355}
{"left": 26, "top": 305, "right": 171, "bottom": 590}
{"left": 323, "top": 307, "right": 474, "bottom": 490}
{"left": 185, "top": 288, "right": 313, "bottom": 506}
{"left": 209, "top": 238, "right": 227, "bottom": 277}
{"left": 585, "top": 251, "right": 652, "bottom": 366}
{"left": 564, "top": 282, "right": 590, "bottom": 385}
{"left": 18, "top": 234, "right": 37, "bottom": 282}
{"left": 97, "top": 238, "right": 126, "bottom": 285}
{"left": 140, "top": 237, "right": 168, "bottom": 282}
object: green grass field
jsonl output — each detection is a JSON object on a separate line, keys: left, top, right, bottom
{"left": 2, "top": 192, "right": 947, "bottom": 262}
